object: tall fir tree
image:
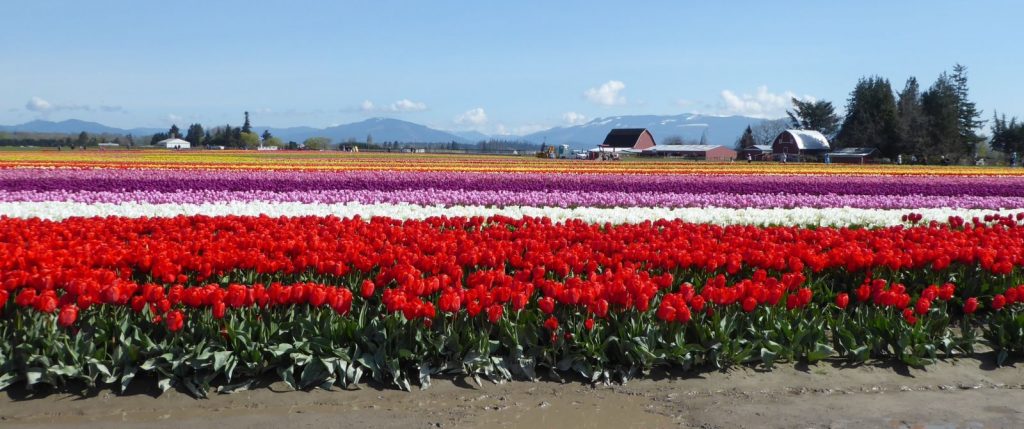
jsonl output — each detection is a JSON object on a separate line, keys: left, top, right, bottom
{"left": 168, "top": 124, "right": 180, "bottom": 139}
{"left": 896, "top": 77, "right": 928, "bottom": 157}
{"left": 836, "top": 76, "right": 899, "bottom": 156}
{"left": 242, "top": 111, "right": 252, "bottom": 134}
{"left": 951, "top": 64, "right": 986, "bottom": 157}
{"left": 921, "top": 72, "right": 960, "bottom": 159}
{"left": 786, "top": 98, "right": 841, "bottom": 138}
{"left": 737, "top": 126, "right": 756, "bottom": 149}
{"left": 184, "top": 123, "right": 204, "bottom": 146}
{"left": 990, "top": 112, "right": 1024, "bottom": 155}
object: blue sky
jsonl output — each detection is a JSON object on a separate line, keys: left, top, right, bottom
{"left": 2, "top": 0, "right": 1022, "bottom": 134}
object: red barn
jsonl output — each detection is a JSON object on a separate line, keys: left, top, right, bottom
{"left": 600, "top": 128, "right": 656, "bottom": 150}
{"left": 772, "top": 129, "right": 830, "bottom": 160}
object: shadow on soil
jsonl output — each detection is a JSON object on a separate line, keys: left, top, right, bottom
{"left": 4, "top": 351, "right": 1021, "bottom": 401}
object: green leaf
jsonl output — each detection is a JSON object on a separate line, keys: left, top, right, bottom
{"left": 0, "top": 373, "right": 20, "bottom": 390}
{"left": 213, "top": 351, "right": 231, "bottom": 373}
{"left": 25, "top": 368, "right": 44, "bottom": 387}
{"left": 418, "top": 363, "right": 432, "bottom": 390}
{"left": 157, "top": 377, "right": 172, "bottom": 393}
{"left": 120, "top": 366, "right": 137, "bottom": 394}
{"left": 300, "top": 359, "right": 329, "bottom": 389}
{"left": 806, "top": 342, "right": 834, "bottom": 363}
{"left": 277, "top": 365, "right": 297, "bottom": 390}
{"left": 760, "top": 348, "right": 777, "bottom": 368}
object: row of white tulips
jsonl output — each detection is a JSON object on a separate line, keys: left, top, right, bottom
{"left": 0, "top": 201, "right": 1016, "bottom": 228}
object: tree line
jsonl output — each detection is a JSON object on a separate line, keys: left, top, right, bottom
{"left": 739, "top": 64, "right": 998, "bottom": 162}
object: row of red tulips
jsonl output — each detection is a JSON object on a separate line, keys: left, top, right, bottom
{"left": 1, "top": 215, "right": 1024, "bottom": 394}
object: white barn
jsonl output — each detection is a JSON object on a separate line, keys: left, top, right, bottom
{"left": 157, "top": 138, "right": 191, "bottom": 149}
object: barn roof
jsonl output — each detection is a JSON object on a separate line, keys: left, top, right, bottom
{"left": 782, "top": 130, "right": 830, "bottom": 150}
{"left": 741, "top": 145, "right": 773, "bottom": 152}
{"left": 646, "top": 145, "right": 728, "bottom": 152}
{"left": 601, "top": 128, "right": 653, "bottom": 148}
{"left": 830, "top": 147, "right": 878, "bottom": 156}
{"left": 156, "top": 138, "right": 190, "bottom": 146}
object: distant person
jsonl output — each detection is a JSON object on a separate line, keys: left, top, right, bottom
{"left": 780, "top": 153, "right": 787, "bottom": 164}
{"left": 897, "top": 154, "right": 902, "bottom": 165}
{"left": 746, "top": 153, "right": 752, "bottom": 163}
{"left": 1012, "top": 152, "right": 1018, "bottom": 167}
{"left": 824, "top": 153, "right": 831, "bottom": 164}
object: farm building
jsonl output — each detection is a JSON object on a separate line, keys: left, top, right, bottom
{"left": 772, "top": 130, "right": 830, "bottom": 160}
{"left": 738, "top": 145, "right": 773, "bottom": 161}
{"left": 829, "top": 147, "right": 879, "bottom": 164}
{"left": 600, "top": 128, "right": 656, "bottom": 150}
{"left": 156, "top": 138, "right": 191, "bottom": 149}
{"left": 587, "top": 147, "right": 641, "bottom": 160}
{"left": 642, "top": 145, "right": 737, "bottom": 161}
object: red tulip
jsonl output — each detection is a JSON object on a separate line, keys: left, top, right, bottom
{"left": 544, "top": 316, "right": 559, "bottom": 331}
{"left": 584, "top": 318, "right": 595, "bottom": 331}
{"left": 212, "top": 300, "right": 226, "bottom": 319}
{"left": 835, "top": 293, "right": 849, "bottom": 310}
{"left": 902, "top": 308, "right": 917, "bottom": 325}
{"left": 165, "top": 310, "right": 185, "bottom": 332}
{"left": 486, "top": 304, "right": 503, "bottom": 324}
{"left": 57, "top": 304, "right": 78, "bottom": 327}
{"left": 742, "top": 297, "right": 757, "bottom": 313}
{"left": 538, "top": 296, "right": 555, "bottom": 314}
{"left": 915, "top": 298, "right": 931, "bottom": 315}
{"left": 963, "top": 297, "right": 978, "bottom": 314}
{"left": 360, "top": 280, "right": 375, "bottom": 299}
{"left": 992, "top": 294, "right": 1007, "bottom": 311}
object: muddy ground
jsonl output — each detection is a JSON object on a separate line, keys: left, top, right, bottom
{"left": 2, "top": 355, "right": 1023, "bottom": 429}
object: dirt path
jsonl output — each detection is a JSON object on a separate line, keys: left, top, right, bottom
{"left": 3, "top": 356, "right": 1023, "bottom": 429}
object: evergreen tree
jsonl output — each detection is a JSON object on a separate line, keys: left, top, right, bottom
{"left": 787, "top": 98, "right": 841, "bottom": 138}
{"left": 76, "top": 131, "right": 89, "bottom": 146}
{"left": 990, "top": 112, "right": 1024, "bottom": 155}
{"left": 951, "top": 64, "right": 986, "bottom": 157}
{"left": 184, "top": 123, "right": 204, "bottom": 146}
{"left": 921, "top": 72, "right": 960, "bottom": 159}
{"left": 126, "top": 134, "right": 134, "bottom": 148}
{"left": 242, "top": 111, "right": 252, "bottom": 134}
{"left": 737, "top": 126, "right": 756, "bottom": 149}
{"left": 836, "top": 76, "right": 899, "bottom": 156}
{"left": 261, "top": 129, "right": 273, "bottom": 141}
{"left": 896, "top": 77, "right": 928, "bottom": 157}
{"left": 168, "top": 124, "right": 181, "bottom": 139}
{"left": 366, "top": 133, "right": 374, "bottom": 146}
{"left": 149, "top": 132, "right": 169, "bottom": 145}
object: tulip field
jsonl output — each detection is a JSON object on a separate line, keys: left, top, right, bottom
{"left": 2, "top": 150, "right": 1024, "bottom": 396}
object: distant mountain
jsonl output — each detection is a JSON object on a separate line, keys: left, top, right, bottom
{"left": 318, "top": 118, "right": 466, "bottom": 144}
{"left": 523, "top": 114, "right": 771, "bottom": 149}
{"left": 0, "top": 119, "right": 164, "bottom": 136}
{"left": 451, "top": 130, "right": 492, "bottom": 142}
{"left": 2, "top": 114, "right": 774, "bottom": 148}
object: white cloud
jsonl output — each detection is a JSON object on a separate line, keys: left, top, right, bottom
{"left": 562, "top": 111, "right": 587, "bottom": 125}
{"left": 165, "top": 114, "right": 184, "bottom": 124}
{"left": 389, "top": 99, "right": 427, "bottom": 112}
{"left": 719, "top": 86, "right": 814, "bottom": 118}
{"left": 26, "top": 97, "right": 52, "bottom": 112}
{"left": 455, "top": 107, "right": 488, "bottom": 126}
{"left": 24, "top": 96, "right": 118, "bottom": 114}
{"left": 584, "top": 80, "right": 626, "bottom": 106}
{"left": 359, "top": 98, "right": 427, "bottom": 113}
{"left": 491, "top": 123, "right": 549, "bottom": 136}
